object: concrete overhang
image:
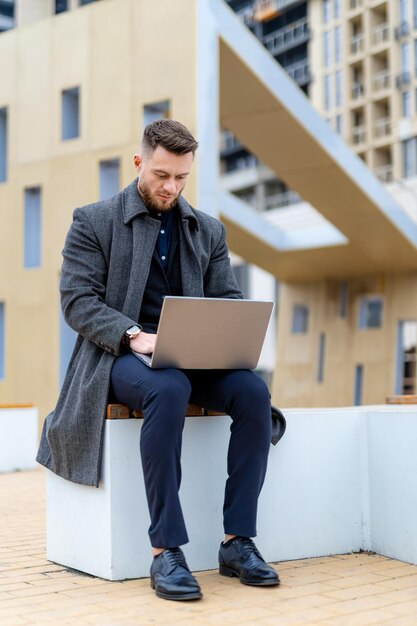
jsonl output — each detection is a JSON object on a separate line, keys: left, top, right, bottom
{"left": 209, "top": 0, "right": 417, "bottom": 280}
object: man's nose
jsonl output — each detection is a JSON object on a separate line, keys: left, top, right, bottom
{"left": 162, "top": 179, "right": 177, "bottom": 194}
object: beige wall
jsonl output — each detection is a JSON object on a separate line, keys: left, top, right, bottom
{"left": 271, "top": 271, "right": 417, "bottom": 408}
{"left": 0, "top": 0, "right": 198, "bottom": 425}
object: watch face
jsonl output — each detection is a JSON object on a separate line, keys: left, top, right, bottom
{"left": 126, "top": 326, "right": 140, "bottom": 337}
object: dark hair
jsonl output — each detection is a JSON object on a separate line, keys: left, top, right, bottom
{"left": 142, "top": 119, "right": 199, "bottom": 156}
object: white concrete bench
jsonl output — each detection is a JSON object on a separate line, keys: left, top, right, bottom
{"left": 0, "top": 404, "right": 38, "bottom": 473}
{"left": 46, "top": 404, "right": 417, "bottom": 581}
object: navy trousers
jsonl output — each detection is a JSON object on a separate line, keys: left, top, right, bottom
{"left": 110, "top": 353, "right": 272, "bottom": 548}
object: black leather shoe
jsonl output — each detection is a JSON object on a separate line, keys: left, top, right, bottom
{"left": 150, "top": 548, "right": 202, "bottom": 601}
{"left": 219, "top": 537, "right": 280, "bottom": 586}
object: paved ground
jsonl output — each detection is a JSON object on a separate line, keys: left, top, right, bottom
{"left": 2, "top": 470, "right": 417, "bottom": 625}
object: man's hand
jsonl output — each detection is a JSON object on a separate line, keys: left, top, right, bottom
{"left": 130, "top": 331, "right": 157, "bottom": 355}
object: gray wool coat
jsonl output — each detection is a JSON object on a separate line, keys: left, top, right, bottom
{"left": 36, "top": 180, "right": 243, "bottom": 487}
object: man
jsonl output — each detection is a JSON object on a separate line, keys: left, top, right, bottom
{"left": 37, "top": 119, "right": 279, "bottom": 601}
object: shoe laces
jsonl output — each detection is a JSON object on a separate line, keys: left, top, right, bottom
{"left": 237, "top": 537, "right": 265, "bottom": 563}
{"left": 164, "top": 547, "right": 187, "bottom": 569}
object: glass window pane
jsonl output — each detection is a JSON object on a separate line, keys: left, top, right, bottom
{"left": 143, "top": 100, "right": 170, "bottom": 127}
{"left": 292, "top": 305, "right": 309, "bottom": 333}
{"left": 0, "top": 107, "right": 7, "bottom": 183}
{"left": 62, "top": 87, "right": 80, "bottom": 140}
{"left": 99, "top": 159, "right": 120, "bottom": 200}
{"left": 24, "top": 187, "right": 42, "bottom": 268}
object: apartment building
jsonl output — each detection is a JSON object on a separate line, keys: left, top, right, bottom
{"left": 223, "top": 0, "right": 417, "bottom": 406}
{"left": 2, "top": 0, "right": 417, "bottom": 416}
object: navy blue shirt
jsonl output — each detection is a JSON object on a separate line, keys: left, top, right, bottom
{"left": 149, "top": 208, "right": 174, "bottom": 269}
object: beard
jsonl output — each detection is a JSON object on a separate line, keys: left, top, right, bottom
{"left": 138, "top": 180, "right": 180, "bottom": 212}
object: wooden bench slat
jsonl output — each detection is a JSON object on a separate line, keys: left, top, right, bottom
{"left": 106, "top": 403, "right": 225, "bottom": 419}
{"left": 386, "top": 395, "right": 417, "bottom": 405}
{"left": 0, "top": 403, "right": 34, "bottom": 409}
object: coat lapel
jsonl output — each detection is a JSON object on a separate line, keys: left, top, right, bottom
{"left": 121, "top": 181, "right": 160, "bottom": 319}
{"left": 177, "top": 197, "right": 204, "bottom": 297}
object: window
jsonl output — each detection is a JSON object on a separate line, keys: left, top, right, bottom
{"left": 324, "top": 74, "right": 332, "bottom": 111}
{"left": 0, "top": 303, "right": 4, "bottom": 380}
{"left": 334, "top": 26, "right": 342, "bottom": 64}
{"left": 79, "top": 0, "right": 98, "bottom": 5}
{"left": 0, "top": 107, "right": 7, "bottom": 183}
{"left": 339, "top": 281, "right": 349, "bottom": 317}
{"left": 232, "top": 263, "right": 250, "bottom": 298}
{"left": 354, "top": 365, "right": 363, "bottom": 405}
{"left": 402, "top": 136, "right": 417, "bottom": 177}
{"left": 335, "top": 70, "right": 342, "bottom": 107}
{"left": 323, "top": 0, "right": 331, "bottom": 23}
{"left": 400, "top": 0, "right": 408, "bottom": 24}
{"left": 358, "top": 296, "right": 383, "bottom": 329}
{"left": 396, "top": 321, "right": 417, "bottom": 394}
{"left": 401, "top": 42, "right": 410, "bottom": 73}
{"left": 403, "top": 90, "right": 411, "bottom": 117}
{"left": 292, "top": 305, "right": 309, "bottom": 333}
{"left": 323, "top": 31, "right": 331, "bottom": 67}
{"left": 317, "top": 333, "right": 326, "bottom": 383}
{"left": 334, "top": 0, "right": 341, "bottom": 19}
{"left": 143, "top": 100, "right": 170, "bottom": 127}
{"left": 55, "top": 0, "right": 68, "bottom": 13}
{"left": 24, "top": 187, "right": 42, "bottom": 268}
{"left": 335, "top": 114, "right": 343, "bottom": 135}
{"left": 61, "top": 87, "right": 80, "bottom": 140}
{"left": 414, "top": 39, "right": 417, "bottom": 76}
{"left": 99, "top": 159, "right": 120, "bottom": 200}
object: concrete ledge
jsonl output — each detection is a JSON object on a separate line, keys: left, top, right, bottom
{"left": 46, "top": 405, "right": 417, "bottom": 580}
{"left": 0, "top": 406, "right": 38, "bottom": 473}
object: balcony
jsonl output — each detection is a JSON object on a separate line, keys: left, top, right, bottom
{"left": 374, "top": 117, "right": 391, "bottom": 139}
{"left": 395, "top": 21, "right": 410, "bottom": 40}
{"left": 263, "top": 18, "right": 310, "bottom": 57}
{"left": 284, "top": 59, "right": 311, "bottom": 86}
{"left": 375, "top": 163, "right": 393, "bottom": 182}
{"left": 253, "top": 0, "right": 304, "bottom": 22}
{"left": 372, "top": 23, "right": 389, "bottom": 46}
{"left": 396, "top": 71, "right": 411, "bottom": 89}
{"left": 351, "top": 82, "right": 365, "bottom": 99}
{"left": 352, "top": 124, "right": 366, "bottom": 145}
{"left": 350, "top": 33, "right": 364, "bottom": 55}
{"left": 372, "top": 69, "right": 390, "bottom": 92}
{"left": 264, "top": 190, "right": 301, "bottom": 210}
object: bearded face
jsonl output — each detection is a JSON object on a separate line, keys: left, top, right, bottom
{"left": 134, "top": 146, "right": 193, "bottom": 212}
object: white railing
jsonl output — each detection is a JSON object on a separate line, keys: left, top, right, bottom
{"left": 375, "top": 164, "right": 394, "bottom": 182}
{"left": 350, "top": 34, "right": 364, "bottom": 54}
{"left": 264, "top": 190, "right": 301, "bottom": 210}
{"left": 351, "top": 82, "right": 365, "bottom": 99}
{"left": 374, "top": 117, "right": 391, "bottom": 138}
{"left": 263, "top": 18, "right": 309, "bottom": 55}
{"left": 373, "top": 69, "right": 390, "bottom": 91}
{"left": 352, "top": 125, "right": 366, "bottom": 144}
{"left": 372, "top": 23, "right": 389, "bottom": 46}
{"left": 285, "top": 59, "right": 311, "bottom": 84}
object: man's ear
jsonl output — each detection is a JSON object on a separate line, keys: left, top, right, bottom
{"left": 133, "top": 154, "right": 142, "bottom": 174}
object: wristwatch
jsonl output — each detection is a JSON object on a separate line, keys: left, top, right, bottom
{"left": 122, "top": 325, "right": 142, "bottom": 347}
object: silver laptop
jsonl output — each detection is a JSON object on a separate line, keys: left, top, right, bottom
{"left": 131, "top": 296, "right": 274, "bottom": 369}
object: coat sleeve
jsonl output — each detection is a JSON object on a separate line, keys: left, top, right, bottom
{"left": 60, "top": 208, "right": 138, "bottom": 356}
{"left": 203, "top": 222, "right": 243, "bottom": 299}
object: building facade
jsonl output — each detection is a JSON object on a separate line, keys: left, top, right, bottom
{"left": 224, "top": 0, "right": 417, "bottom": 406}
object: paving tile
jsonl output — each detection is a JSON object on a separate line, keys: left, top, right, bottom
{"left": 3, "top": 469, "right": 417, "bottom": 625}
